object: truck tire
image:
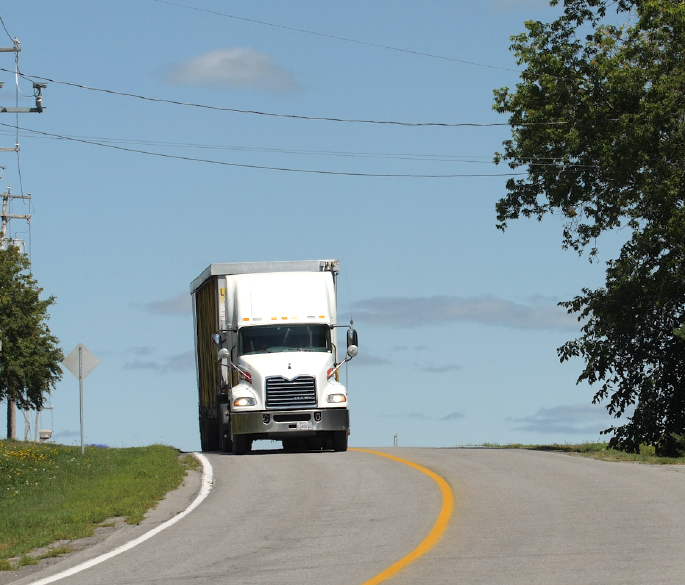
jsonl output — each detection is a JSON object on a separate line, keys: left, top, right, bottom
{"left": 282, "top": 439, "right": 297, "bottom": 452}
{"left": 232, "top": 434, "right": 252, "bottom": 455}
{"left": 332, "top": 431, "right": 348, "bottom": 452}
{"left": 200, "top": 416, "right": 219, "bottom": 452}
{"left": 219, "top": 421, "right": 233, "bottom": 453}
{"left": 199, "top": 417, "right": 209, "bottom": 452}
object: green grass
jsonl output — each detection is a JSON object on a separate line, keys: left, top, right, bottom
{"left": 478, "top": 441, "right": 685, "bottom": 464}
{"left": 0, "top": 441, "right": 193, "bottom": 568}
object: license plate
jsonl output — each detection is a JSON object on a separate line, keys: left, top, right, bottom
{"left": 296, "top": 421, "right": 313, "bottom": 430}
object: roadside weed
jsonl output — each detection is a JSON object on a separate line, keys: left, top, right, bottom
{"left": 0, "top": 441, "right": 189, "bottom": 568}
{"left": 478, "top": 442, "right": 685, "bottom": 464}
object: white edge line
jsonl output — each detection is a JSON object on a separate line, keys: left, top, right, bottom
{"left": 27, "top": 452, "right": 213, "bottom": 585}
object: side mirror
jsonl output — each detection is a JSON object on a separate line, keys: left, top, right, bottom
{"left": 347, "top": 328, "right": 358, "bottom": 349}
{"left": 218, "top": 348, "right": 230, "bottom": 360}
{"left": 347, "top": 344, "right": 358, "bottom": 358}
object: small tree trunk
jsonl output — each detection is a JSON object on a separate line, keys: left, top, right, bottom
{"left": 6, "top": 396, "right": 16, "bottom": 439}
{"left": 23, "top": 409, "right": 30, "bottom": 441}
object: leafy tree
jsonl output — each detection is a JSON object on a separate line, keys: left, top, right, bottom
{"left": 0, "top": 246, "right": 63, "bottom": 438}
{"left": 493, "top": 0, "right": 685, "bottom": 455}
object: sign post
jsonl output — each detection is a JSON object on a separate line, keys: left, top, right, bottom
{"left": 62, "top": 343, "right": 99, "bottom": 455}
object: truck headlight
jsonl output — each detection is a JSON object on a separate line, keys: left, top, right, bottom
{"left": 327, "top": 394, "right": 347, "bottom": 403}
{"left": 234, "top": 397, "right": 256, "bottom": 407}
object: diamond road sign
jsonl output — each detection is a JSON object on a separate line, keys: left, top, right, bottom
{"left": 62, "top": 343, "right": 100, "bottom": 380}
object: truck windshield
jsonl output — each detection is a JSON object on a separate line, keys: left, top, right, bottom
{"left": 239, "top": 324, "right": 331, "bottom": 355}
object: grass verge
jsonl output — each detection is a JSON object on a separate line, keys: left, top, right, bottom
{"left": 479, "top": 442, "right": 685, "bottom": 464}
{"left": 0, "top": 441, "right": 194, "bottom": 568}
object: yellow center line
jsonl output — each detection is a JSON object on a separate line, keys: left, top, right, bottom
{"left": 350, "top": 448, "right": 454, "bottom": 585}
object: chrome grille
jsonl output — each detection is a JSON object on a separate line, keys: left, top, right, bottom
{"left": 266, "top": 376, "right": 316, "bottom": 409}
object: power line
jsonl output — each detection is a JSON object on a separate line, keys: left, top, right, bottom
{"left": 0, "top": 129, "right": 499, "bottom": 162}
{"left": 0, "top": 128, "right": 599, "bottom": 169}
{"left": 13, "top": 48, "right": 30, "bottom": 262}
{"left": 149, "top": 0, "right": 521, "bottom": 74}
{"left": 14, "top": 49, "right": 25, "bottom": 197}
{"left": 0, "top": 122, "right": 528, "bottom": 178}
{"left": 2, "top": 67, "right": 575, "bottom": 129}
{"left": 0, "top": 15, "right": 14, "bottom": 44}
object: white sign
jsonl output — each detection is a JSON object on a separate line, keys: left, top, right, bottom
{"left": 63, "top": 343, "right": 99, "bottom": 380}
{"left": 62, "top": 343, "right": 99, "bottom": 456}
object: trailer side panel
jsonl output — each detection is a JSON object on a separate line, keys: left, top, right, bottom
{"left": 194, "top": 277, "right": 219, "bottom": 414}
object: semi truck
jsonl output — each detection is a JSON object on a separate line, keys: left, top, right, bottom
{"left": 190, "top": 260, "right": 357, "bottom": 455}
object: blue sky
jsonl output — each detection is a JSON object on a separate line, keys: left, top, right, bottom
{"left": 0, "top": 0, "right": 629, "bottom": 450}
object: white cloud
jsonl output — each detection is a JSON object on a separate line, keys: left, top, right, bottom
{"left": 53, "top": 429, "right": 81, "bottom": 439}
{"left": 381, "top": 411, "right": 465, "bottom": 422}
{"left": 351, "top": 352, "right": 392, "bottom": 366}
{"left": 419, "top": 364, "right": 463, "bottom": 374}
{"left": 526, "top": 294, "right": 560, "bottom": 305}
{"left": 392, "top": 345, "right": 429, "bottom": 352}
{"left": 168, "top": 48, "right": 298, "bottom": 93}
{"left": 354, "top": 295, "right": 577, "bottom": 331}
{"left": 439, "top": 411, "right": 465, "bottom": 421}
{"left": 123, "top": 351, "right": 195, "bottom": 373}
{"left": 511, "top": 403, "right": 612, "bottom": 435}
{"left": 138, "top": 293, "right": 190, "bottom": 316}
{"left": 407, "top": 412, "right": 432, "bottom": 420}
{"left": 122, "top": 345, "right": 155, "bottom": 356}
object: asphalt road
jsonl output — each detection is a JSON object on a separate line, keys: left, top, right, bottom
{"left": 11, "top": 447, "right": 685, "bottom": 585}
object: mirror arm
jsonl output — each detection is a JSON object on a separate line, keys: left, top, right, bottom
{"left": 231, "top": 361, "right": 244, "bottom": 373}
{"left": 330, "top": 354, "right": 355, "bottom": 378}
{"left": 216, "top": 355, "right": 250, "bottom": 385}
{"left": 214, "top": 328, "right": 237, "bottom": 336}
{"left": 229, "top": 360, "right": 250, "bottom": 378}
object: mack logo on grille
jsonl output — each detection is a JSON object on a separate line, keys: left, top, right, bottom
{"left": 266, "top": 375, "right": 316, "bottom": 410}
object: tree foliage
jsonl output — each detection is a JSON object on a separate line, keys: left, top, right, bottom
{"left": 0, "top": 246, "right": 63, "bottom": 411}
{"left": 494, "top": 0, "right": 685, "bottom": 455}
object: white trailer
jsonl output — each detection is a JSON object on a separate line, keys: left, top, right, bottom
{"left": 190, "top": 260, "right": 357, "bottom": 455}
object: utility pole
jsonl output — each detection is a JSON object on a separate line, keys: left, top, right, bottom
{"left": 1, "top": 188, "right": 29, "bottom": 440}
{"left": 0, "top": 34, "right": 44, "bottom": 440}
{"left": 0, "top": 84, "right": 18, "bottom": 153}
{"left": 0, "top": 38, "right": 46, "bottom": 116}
{"left": 0, "top": 81, "right": 45, "bottom": 114}
{"left": 0, "top": 187, "right": 30, "bottom": 249}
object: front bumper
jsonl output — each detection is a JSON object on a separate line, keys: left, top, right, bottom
{"left": 231, "top": 408, "right": 349, "bottom": 439}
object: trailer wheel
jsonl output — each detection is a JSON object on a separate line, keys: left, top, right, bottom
{"left": 332, "top": 431, "right": 348, "bottom": 452}
{"left": 199, "top": 417, "right": 210, "bottom": 452}
{"left": 199, "top": 416, "right": 219, "bottom": 452}
{"left": 219, "top": 421, "right": 233, "bottom": 453}
{"left": 232, "top": 435, "right": 252, "bottom": 455}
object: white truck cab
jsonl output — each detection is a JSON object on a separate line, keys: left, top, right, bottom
{"left": 190, "top": 260, "right": 357, "bottom": 455}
